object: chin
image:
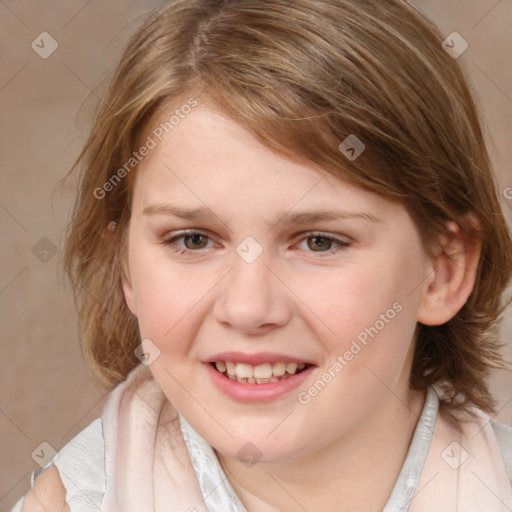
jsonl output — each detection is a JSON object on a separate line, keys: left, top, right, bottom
{"left": 206, "top": 419, "right": 306, "bottom": 463}
{"left": 216, "top": 438, "right": 301, "bottom": 465}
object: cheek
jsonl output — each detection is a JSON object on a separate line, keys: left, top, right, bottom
{"left": 129, "top": 248, "right": 206, "bottom": 346}
{"left": 300, "top": 254, "right": 420, "bottom": 373}
{"left": 299, "top": 264, "right": 399, "bottom": 338}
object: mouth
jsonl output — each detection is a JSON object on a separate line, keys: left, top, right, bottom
{"left": 210, "top": 360, "right": 312, "bottom": 384}
{"left": 204, "top": 352, "right": 316, "bottom": 402}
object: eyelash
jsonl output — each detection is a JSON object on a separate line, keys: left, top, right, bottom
{"left": 162, "top": 229, "right": 351, "bottom": 257}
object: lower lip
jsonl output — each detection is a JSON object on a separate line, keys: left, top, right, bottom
{"left": 204, "top": 363, "right": 314, "bottom": 403}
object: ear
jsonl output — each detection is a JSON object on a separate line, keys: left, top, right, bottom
{"left": 120, "top": 253, "right": 138, "bottom": 317}
{"left": 417, "top": 217, "right": 481, "bottom": 326}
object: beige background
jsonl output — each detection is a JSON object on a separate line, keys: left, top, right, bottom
{"left": 1, "top": 1, "right": 511, "bottom": 509}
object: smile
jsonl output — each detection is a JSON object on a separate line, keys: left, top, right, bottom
{"left": 204, "top": 355, "right": 315, "bottom": 402}
{"left": 212, "top": 361, "right": 310, "bottom": 384}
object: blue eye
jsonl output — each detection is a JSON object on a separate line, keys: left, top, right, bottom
{"left": 163, "top": 230, "right": 351, "bottom": 257}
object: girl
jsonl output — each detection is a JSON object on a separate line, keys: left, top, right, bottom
{"left": 12, "top": 0, "right": 512, "bottom": 510}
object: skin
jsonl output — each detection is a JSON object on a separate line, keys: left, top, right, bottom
{"left": 21, "top": 466, "right": 69, "bottom": 512}
{"left": 121, "top": 99, "right": 481, "bottom": 511}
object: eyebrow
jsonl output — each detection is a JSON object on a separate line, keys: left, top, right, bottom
{"left": 143, "top": 203, "right": 381, "bottom": 226}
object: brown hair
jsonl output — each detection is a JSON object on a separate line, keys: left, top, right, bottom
{"left": 62, "top": 0, "right": 512, "bottom": 413}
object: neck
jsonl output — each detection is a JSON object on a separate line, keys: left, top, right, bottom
{"left": 218, "top": 386, "right": 426, "bottom": 512}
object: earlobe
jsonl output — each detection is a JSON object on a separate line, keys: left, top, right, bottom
{"left": 417, "top": 219, "right": 481, "bottom": 326}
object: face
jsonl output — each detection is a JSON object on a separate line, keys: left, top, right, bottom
{"left": 122, "top": 101, "right": 432, "bottom": 464}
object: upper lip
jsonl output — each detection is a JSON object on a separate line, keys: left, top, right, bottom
{"left": 204, "top": 351, "right": 315, "bottom": 366}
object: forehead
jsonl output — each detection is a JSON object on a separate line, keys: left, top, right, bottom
{"left": 131, "top": 102, "right": 399, "bottom": 221}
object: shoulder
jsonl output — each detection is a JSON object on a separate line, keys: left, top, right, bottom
{"left": 491, "top": 419, "right": 512, "bottom": 443}
{"left": 11, "top": 418, "right": 105, "bottom": 512}
{"left": 437, "top": 398, "right": 512, "bottom": 487}
{"left": 53, "top": 417, "right": 105, "bottom": 479}
{"left": 490, "top": 420, "right": 512, "bottom": 486}
{"left": 53, "top": 417, "right": 106, "bottom": 508}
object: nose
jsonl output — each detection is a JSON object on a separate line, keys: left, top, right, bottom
{"left": 212, "top": 247, "right": 293, "bottom": 336}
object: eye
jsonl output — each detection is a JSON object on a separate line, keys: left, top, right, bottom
{"left": 163, "top": 230, "right": 216, "bottom": 256}
{"left": 296, "top": 232, "right": 351, "bottom": 254}
{"left": 162, "top": 230, "right": 351, "bottom": 257}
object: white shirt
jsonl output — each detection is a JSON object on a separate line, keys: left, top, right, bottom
{"left": 10, "top": 386, "right": 512, "bottom": 511}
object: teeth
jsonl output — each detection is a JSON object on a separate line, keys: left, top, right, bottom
{"left": 272, "top": 362, "right": 286, "bottom": 376}
{"left": 286, "top": 362, "right": 298, "bottom": 374}
{"left": 213, "top": 360, "right": 308, "bottom": 382}
{"left": 254, "top": 363, "right": 272, "bottom": 379}
{"left": 226, "top": 361, "right": 236, "bottom": 376}
{"left": 234, "top": 363, "right": 253, "bottom": 379}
